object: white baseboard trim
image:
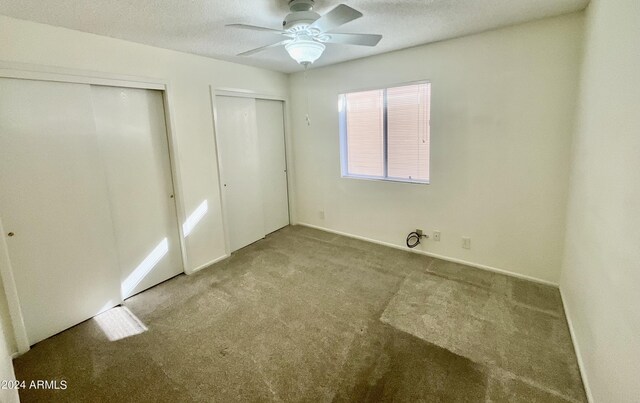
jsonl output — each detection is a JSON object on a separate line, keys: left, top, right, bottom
{"left": 187, "top": 254, "right": 229, "bottom": 275}
{"left": 559, "top": 288, "right": 593, "bottom": 403}
{"left": 297, "top": 222, "right": 558, "bottom": 287}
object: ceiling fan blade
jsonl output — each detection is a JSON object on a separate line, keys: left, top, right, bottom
{"left": 324, "top": 33, "right": 382, "bottom": 47}
{"left": 227, "top": 24, "right": 285, "bottom": 34}
{"left": 237, "top": 40, "right": 290, "bottom": 57}
{"left": 309, "top": 4, "right": 363, "bottom": 33}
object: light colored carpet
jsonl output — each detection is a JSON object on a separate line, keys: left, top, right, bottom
{"left": 14, "top": 225, "right": 586, "bottom": 402}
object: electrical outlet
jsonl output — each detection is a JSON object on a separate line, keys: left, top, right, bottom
{"left": 433, "top": 231, "right": 441, "bottom": 241}
{"left": 319, "top": 210, "right": 325, "bottom": 219}
{"left": 462, "top": 237, "right": 471, "bottom": 249}
{"left": 416, "top": 229, "right": 423, "bottom": 236}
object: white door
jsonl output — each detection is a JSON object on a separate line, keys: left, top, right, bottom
{"left": 215, "top": 96, "right": 265, "bottom": 252}
{"left": 0, "top": 78, "right": 121, "bottom": 345}
{"left": 256, "top": 100, "right": 289, "bottom": 234}
{"left": 90, "top": 86, "right": 183, "bottom": 299}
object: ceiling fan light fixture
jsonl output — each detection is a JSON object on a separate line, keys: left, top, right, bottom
{"left": 285, "top": 38, "right": 325, "bottom": 65}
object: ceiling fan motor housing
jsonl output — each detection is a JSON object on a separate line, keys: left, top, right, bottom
{"left": 283, "top": 11, "right": 321, "bottom": 30}
{"left": 288, "top": 0, "right": 315, "bottom": 12}
{"left": 284, "top": 0, "right": 320, "bottom": 30}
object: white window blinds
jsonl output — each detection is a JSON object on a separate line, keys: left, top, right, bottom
{"left": 340, "top": 82, "right": 431, "bottom": 184}
{"left": 345, "top": 90, "right": 384, "bottom": 177}
{"left": 387, "top": 83, "right": 430, "bottom": 182}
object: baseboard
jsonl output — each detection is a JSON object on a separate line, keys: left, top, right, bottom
{"left": 187, "top": 254, "right": 229, "bottom": 275}
{"left": 559, "top": 288, "right": 594, "bottom": 403}
{"left": 297, "top": 222, "right": 558, "bottom": 287}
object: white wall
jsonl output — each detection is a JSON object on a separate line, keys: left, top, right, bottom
{"left": 560, "top": 0, "right": 640, "bottom": 401}
{"left": 289, "top": 13, "right": 584, "bottom": 284}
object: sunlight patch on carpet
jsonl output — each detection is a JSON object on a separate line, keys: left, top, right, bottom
{"left": 94, "top": 306, "right": 148, "bottom": 341}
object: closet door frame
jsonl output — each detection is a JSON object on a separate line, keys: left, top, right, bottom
{"left": 210, "top": 88, "right": 296, "bottom": 257}
{"left": 0, "top": 62, "right": 190, "bottom": 354}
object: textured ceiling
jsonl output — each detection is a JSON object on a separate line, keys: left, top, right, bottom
{"left": 0, "top": 0, "right": 588, "bottom": 73}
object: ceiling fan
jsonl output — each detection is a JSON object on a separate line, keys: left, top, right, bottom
{"left": 227, "top": 0, "right": 382, "bottom": 66}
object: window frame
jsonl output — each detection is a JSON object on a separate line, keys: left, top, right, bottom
{"left": 339, "top": 80, "right": 431, "bottom": 185}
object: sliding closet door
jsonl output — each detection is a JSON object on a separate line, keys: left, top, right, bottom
{"left": 256, "top": 100, "right": 289, "bottom": 234}
{"left": 0, "top": 78, "right": 121, "bottom": 345}
{"left": 215, "top": 96, "right": 265, "bottom": 252}
{"left": 91, "top": 86, "right": 183, "bottom": 299}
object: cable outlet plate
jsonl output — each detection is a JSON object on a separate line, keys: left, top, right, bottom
{"left": 433, "top": 231, "right": 441, "bottom": 241}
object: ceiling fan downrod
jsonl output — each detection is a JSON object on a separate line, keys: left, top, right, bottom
{"left": 288, "top": 0, "right": 315, "bottom": 12}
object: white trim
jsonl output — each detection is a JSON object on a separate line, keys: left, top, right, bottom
{"left": 209, "top": 88, "right": 232, "bottom": 257}
{"left": 188, "top": 254, "right": 230, "bottom": 274}
{"left": 297, "top": 222, "right": 559, "bottom": 287}
{"left": 559, "top": 288, "right": 593, "bottom": 403}
{"left": 339, "top": 79, "right": 432, "bottom": 98}
{"left": 282, "top": 92, "right": 298, "bottom": 225}
{"left": 341, "top": 174, "right": 430, "bottom": 186}
{"left": 0, "top": 61, "right": 165, "bottom": 90}
{"left": 215, "top": 88, "right": 288, "bottom": 101}
{"left": 161, "top": 87, "right": 191, "bottom": 275}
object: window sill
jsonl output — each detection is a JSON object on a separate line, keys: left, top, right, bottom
{"left": 341, "top": 174, "right": 430, "bottom": 185}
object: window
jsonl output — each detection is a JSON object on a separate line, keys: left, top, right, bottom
{"left": 339, "top": 82, "right": 431, "bottom": 184}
